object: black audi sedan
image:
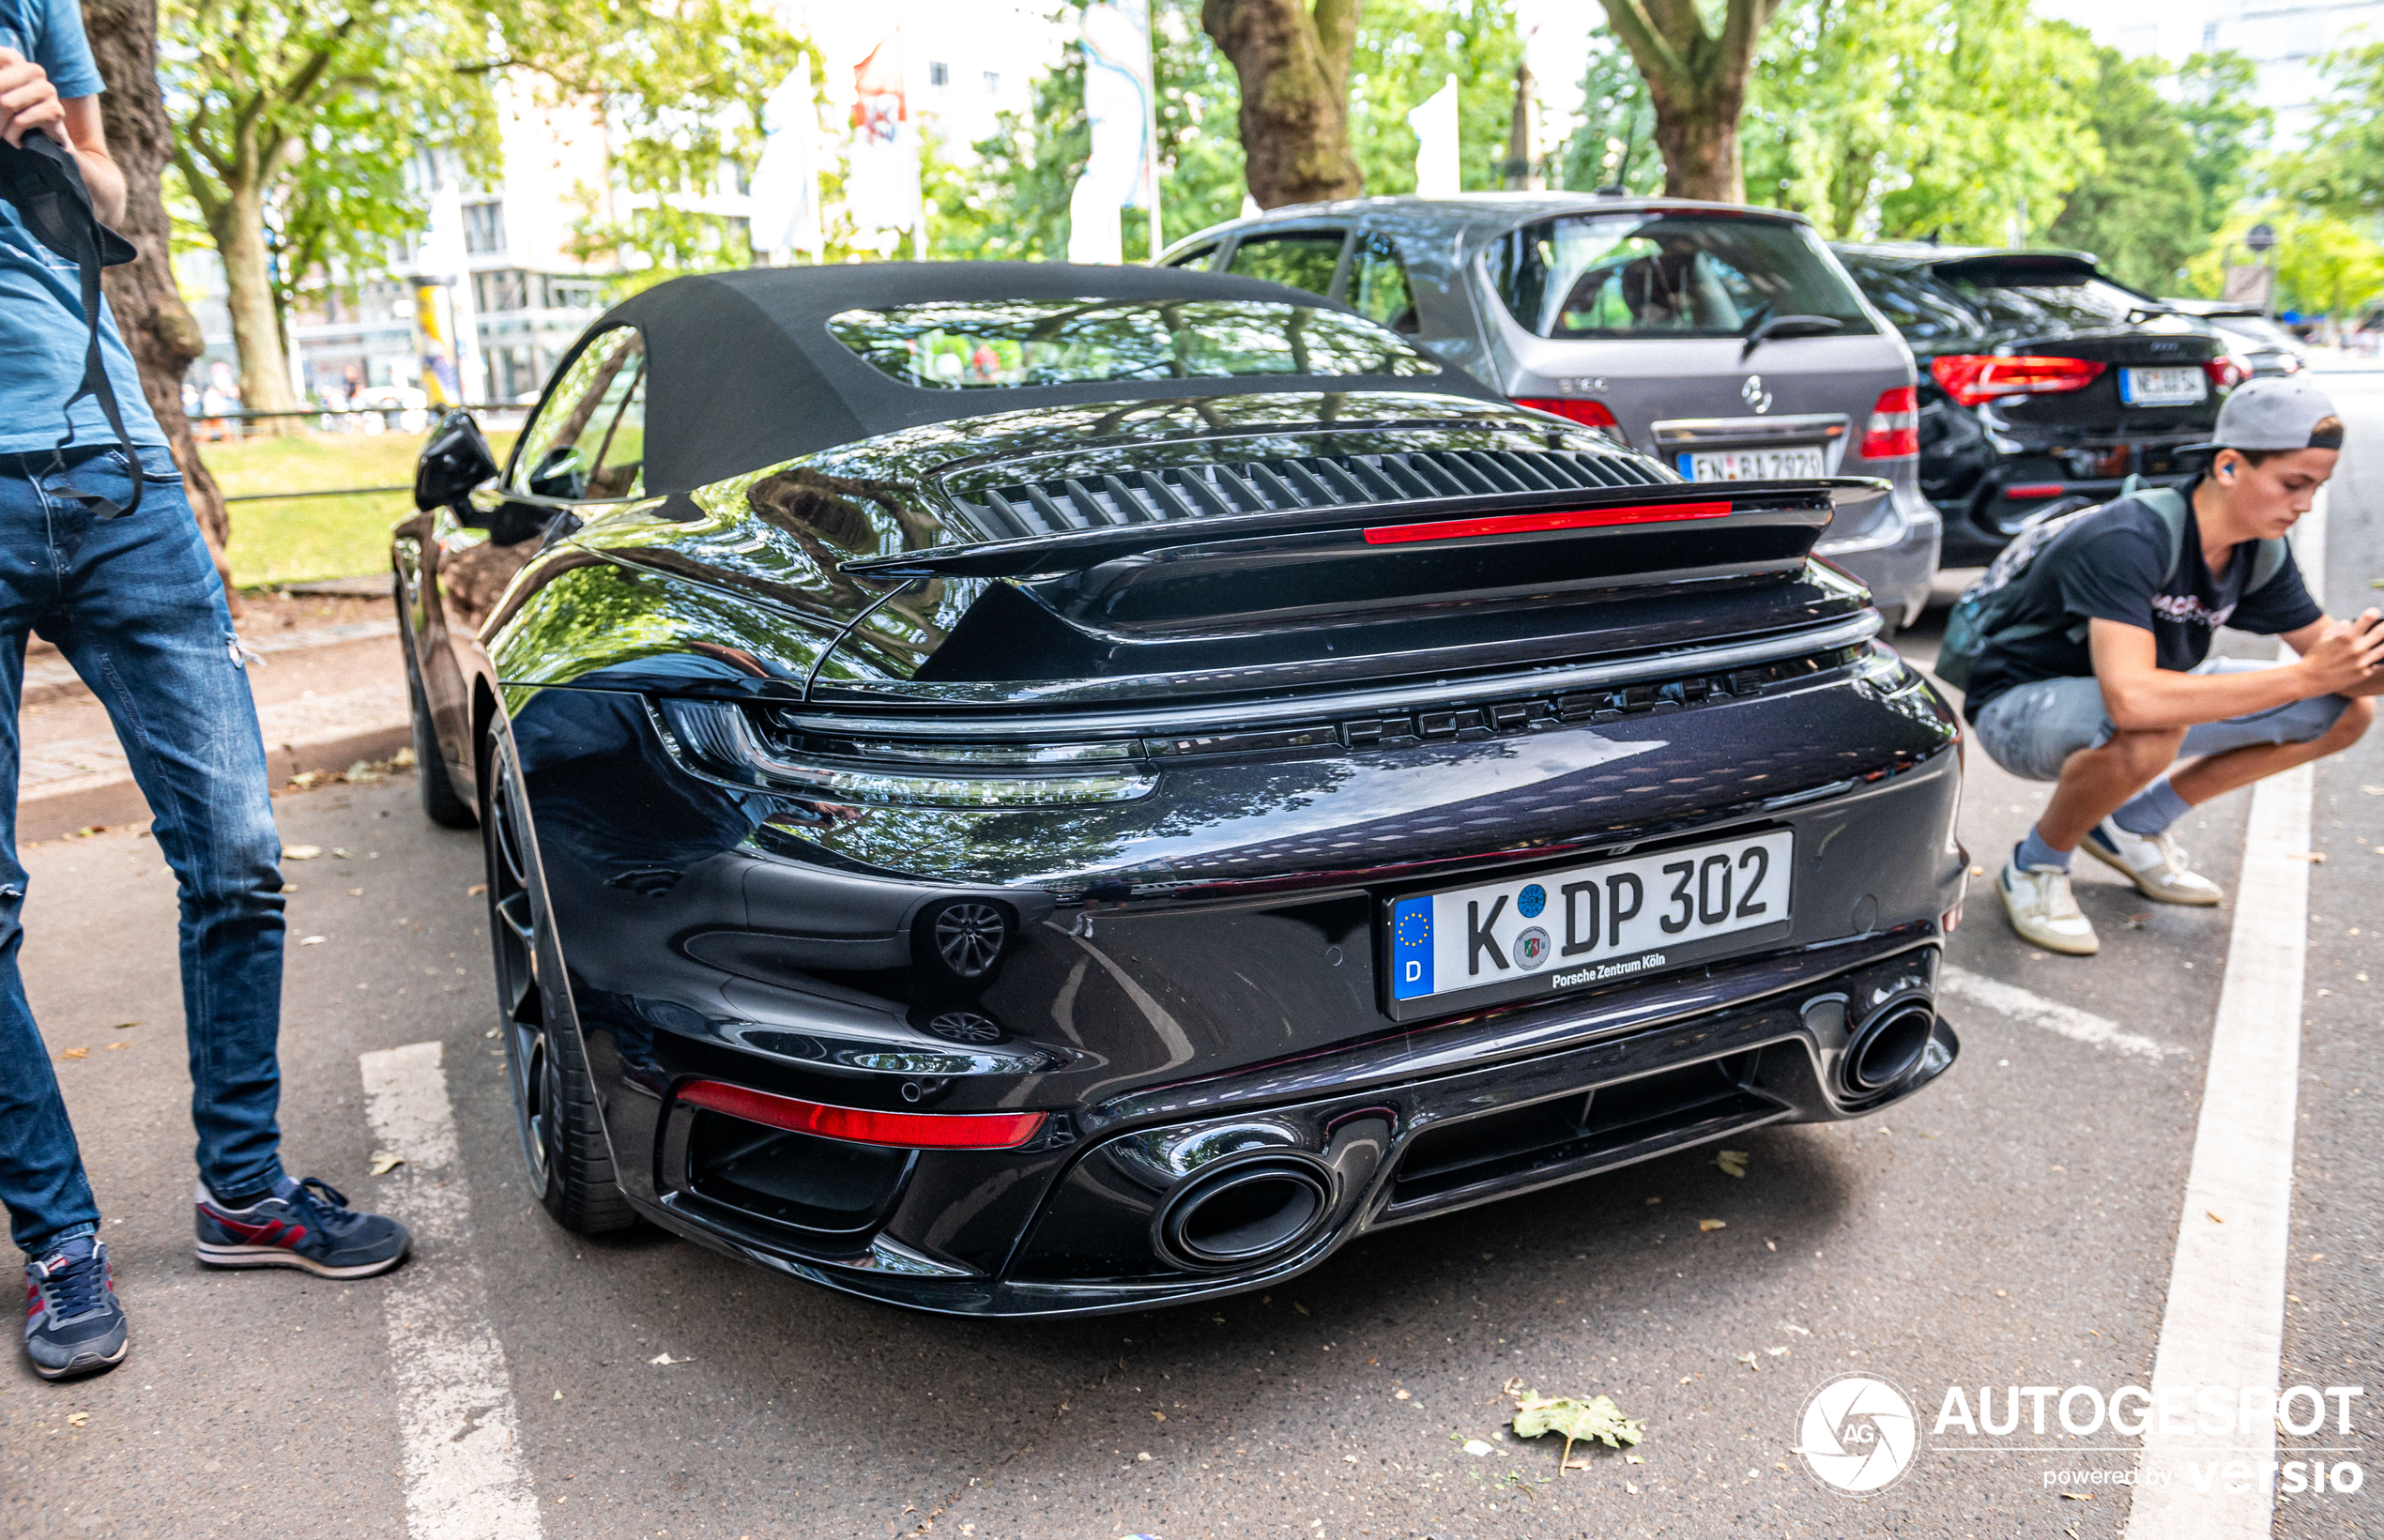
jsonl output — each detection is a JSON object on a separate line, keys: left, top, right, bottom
{"left": 397, "top": 263, "right": 1964, "bottom": 1316}
{"left": 1831, "top": 244, "right": 2231, "bottom": 564}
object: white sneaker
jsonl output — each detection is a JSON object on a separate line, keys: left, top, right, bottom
{"left": 1999, "top": 858, "right": 2100, "bottom": 955}
{"left": 2083, "top": 819, "right": 2224, "bottom": 907}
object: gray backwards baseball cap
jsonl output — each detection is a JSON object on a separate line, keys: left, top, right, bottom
{"left": 2190, "top": 374, "right": 2344, "bottom": 453}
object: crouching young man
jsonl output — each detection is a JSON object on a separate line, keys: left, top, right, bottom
{"left": 1964, "top": 376, "right": 2382, "bottom": 954}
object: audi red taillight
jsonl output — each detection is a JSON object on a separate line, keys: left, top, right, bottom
{"left": 1513, "top": 396, "right": 1619, "bottom": 430}
{"left": 1929, "top": 354, "right": 2105, "bottom": 407}
{"left": 2204, "top": 356, "right": 2247, "bottom": 391}
{"left": 1860, "top": 384, "right": 1919, "bottom": 459}
{"left": 1362, "top": 501, "right": 1733, "bottom": 545}
{"left": 678, "top": 1080, "right": 1047, "bottom": 1150}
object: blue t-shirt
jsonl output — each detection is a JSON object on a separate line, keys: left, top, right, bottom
{"left": 0, "top": 0, "right": 167, "bottom": 457}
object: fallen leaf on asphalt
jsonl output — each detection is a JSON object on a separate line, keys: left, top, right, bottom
{"left": 1712, "top": 1149, "right": 1748, "bottom": 1178}
{"left": 1781, "top": 1322, "right": 1811, "bottom": 1334}
{"left": 331, "top": 847, "right": 351, "bottom": 859}
{"left": 2060, "top": 1491, "right": 2094, "bottom": 1501}
{"left": 1625, "top": 1480, "right": 1640, "bottom": 1493}
{"left": 284, "top": 846, "right": 321, "bottom": 860}
{"left": 1699, "top": 1218, "right": 1727, "bottom": 1231}
{"left": 1677, "top": 1375, "right": 1693, "bottom": 1384}
{"left": 1152, "top": 1411, "right": 1166, "bottom": 1422}
{"left": 1644, "top": 1196, "right": 1661, "bottom": 1205}
{"left": 2362, "top": 785, "right": 2384, "bottom": 795}
{"left": 1765, "top": 1346, "right": 1789, "bottom": 1356}
{"left": 109, "top": 1020, "right": 138, "bottom": 1030}
{"left": 1625, "top": 1454, "right": 1644, "bottom": 1465}
{"left": 1294, "top": 1301, "right": 1309, "bottom": 1316}
{"left": 1462, "top": 1439, "right": 1493, "bottom": 1456}
{"left": 66, "top": 1412, "right": 87, "bottom": 1427}
{"left": 552, "top": 1390, "right": 563, "bottom": 1400}
{"left": 347, "top": 888, "right": 364, "bottom": 896}
{"left": 1394, "top": 1389, "right": 1411, "bottom": 1400}
{"left": 1968, "top": 865, "right": 1985, "bottom": 877}
{"left": 298, "top": 936, "right": 326, "bottom": 946}
{"left": 369, "top": 1151, "right": 404, "bottom": 1176}
{"left": 59, "top": 1047, "right": 86, "bottom": 1060}
{"left": 1511, "top": 1390, "right": 1643, "bottom": 1471}
{"left": 1136, "top": 1452, "right": 1152, "bottom": 1462}
{"left": 280, "top": 885, "right": 298, "bottom": 894}
{"left": 2208, "top": 1211, "right": 2224, "bottom": 1224}
{"left": 2289, "top": 1294, "right": 2302, "bottom": 1304}
{"left": 649, "top": 1352, "right": 690, "bottom": 1365}
{"left": 2123, "top": 913, "right": 2152, "bottom": 930}
{"left": 104, "top": 1043, "right": 129, "bottom": 1052}
{"left": 1735, "top": 1352, "right": 1759, "bottom": 1371}
{"left": 2286, "top": 851, "right": 2326, "bottom": 863}
{"left": 467, "top": 883, "right": 488, "bottom": 896}
{"left": 1765, "top": 1239, "right": 1777, "bottom": 1251}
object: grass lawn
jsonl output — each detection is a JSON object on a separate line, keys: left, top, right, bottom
{"left": 206, "top": 428, "right": 517, "bottom": 589}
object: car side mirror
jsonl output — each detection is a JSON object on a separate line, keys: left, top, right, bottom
{"left": 526, "top": 444, "right": 588, "bottom": 502}
{"left": 416, "top": 410, "right": 498, "bottom": 518}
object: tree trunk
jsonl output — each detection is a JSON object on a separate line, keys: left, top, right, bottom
{"left": 1647, "top": 84, "right": 1746, "bottom": 203}
{"left": 209, "top": 188, "right": 302, "bottom": 418}
{"left": 1504, "top": 60, "right": 1540, "bottom": 190}
{"left": 1202, "top": 0, "right": 1362, "bottom": 208}
{"left": 79, "top": 0, "right": 239, "bottom": 601}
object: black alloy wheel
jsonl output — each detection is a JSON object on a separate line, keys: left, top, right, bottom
{"left": 398, "top": 586, "right": 477, "bottom": 831}
{"left": 483, "top": 728, "right": 635, "bottom": 1233}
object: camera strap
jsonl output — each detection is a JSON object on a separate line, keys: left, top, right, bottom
{"left": 0, "top": 132, "right": 145, "bottom": 517}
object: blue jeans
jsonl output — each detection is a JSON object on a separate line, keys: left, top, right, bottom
{"left": 0, "top": 445, "right": 285, "bottom": 1256}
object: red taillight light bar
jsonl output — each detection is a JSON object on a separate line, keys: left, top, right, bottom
{"left": 1929, "top": 354, "right": 2105, "bottom": 407}
{"left": 678, "top": 1080, "right": 1047, "bottom": 1150}
{"left": 1362, "top": 501, "right": 1733, "bottom": 545}
{"left": 1859, "top": 384, "right": 1918, "bottom": 459}
{"left": 2204, "top": 356, "right": 2247, "bottom": 391}
{"left": 1513, "top": 396, "right": 1620, "bottom": 430}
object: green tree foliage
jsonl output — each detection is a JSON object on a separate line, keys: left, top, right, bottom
{"left": 2175, "top": 51, "right": 2269, "bottom": 231}
{"left": 1739, "top": 0, "right": 2101, "bottom": 242}
{"left": 2185, "top": 206, "right": 2384, "bottom": 322}
{"left": 1557, "top": 41, "right": 1661, "bottom": 194}
{"left": 160, "top": 0, "right": 499, "bottom": 412}
{"left": 1344, "top": 0, "right": 1523, "bottom": 195}
{"left": 2046, "top": 48, "right": 2203, "bottom": 292}
{"left": 2275, "top": 40, "right": 2384, "bottom": 221}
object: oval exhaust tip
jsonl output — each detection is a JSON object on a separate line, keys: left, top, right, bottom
{"left": 1847, "top": 1004, "right": 1935, "bottom": 1093}
{"left": 1161, "top": 1163, "right": 1331, "bottom": 1269}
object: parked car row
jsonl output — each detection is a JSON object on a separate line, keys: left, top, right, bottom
{"left": 1161, "top": 194, "right": 2243, "bottom": 581}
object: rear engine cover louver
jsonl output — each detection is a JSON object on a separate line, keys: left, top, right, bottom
{"left": 950, "top": 449, "right": 1676, "bottom": 540}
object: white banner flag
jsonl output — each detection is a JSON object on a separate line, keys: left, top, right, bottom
{"left": 1408, "top": 75, "right": 1459, "bottom": 197}
{"left": 1068, "top": 0, "right": 1158, "bottom": 264}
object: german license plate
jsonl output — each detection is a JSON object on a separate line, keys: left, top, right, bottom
{"left": 2119, "top": 367, "right": 2207, "bottom": 406}
{"left": 1387, "top": 831, "right": 1794, "bottom": 1012}
{"left": 1678, "top": 447, "right": 1826, "bottom": 480}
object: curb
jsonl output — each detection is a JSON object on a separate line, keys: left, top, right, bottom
{"left": 20, "top": 720, "right": 414, "bottom": 843}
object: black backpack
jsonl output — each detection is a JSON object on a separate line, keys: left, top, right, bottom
{"left": 0, "top": 132, "right": 145, "bottom": 516}
{"left": 1935, "top": 482, "right": 2289, "bottom": 691}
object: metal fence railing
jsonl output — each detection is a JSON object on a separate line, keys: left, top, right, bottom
{"left": 185, "top": 404, "right": 531, "bottom": 443}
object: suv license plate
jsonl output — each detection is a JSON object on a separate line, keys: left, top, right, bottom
{"left": 2120, "top": 366, "right": 2208, "bottom": 406}
{"left": 1387, "top": 831, "right": 1794, "bottom": 1009}
{"left": 1679, "top": 448, "right": 1826, "bottom": 480}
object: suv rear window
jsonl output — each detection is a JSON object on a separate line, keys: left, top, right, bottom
{"left": 1489, "top": 213, "right": 1875, "bottom": 340}
{"left": 827, "top": 299, "right": 1437, "bottom": 389}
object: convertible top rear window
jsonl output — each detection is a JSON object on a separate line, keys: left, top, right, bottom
{"left": 827, "top": 298, "right": 1437, "bottom": 389}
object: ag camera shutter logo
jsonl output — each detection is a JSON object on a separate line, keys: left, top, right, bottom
{"left": 1798, "top": 1374, "right": 1921, "bottom": 1493}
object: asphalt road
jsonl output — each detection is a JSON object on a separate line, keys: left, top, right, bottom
{"left": 5, "top": 385, "right": 2379, "bottom": 1540}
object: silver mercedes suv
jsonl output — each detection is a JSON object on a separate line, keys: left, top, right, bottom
{"left": 1161, "top": 194, "right": 1940, "bottom": 627}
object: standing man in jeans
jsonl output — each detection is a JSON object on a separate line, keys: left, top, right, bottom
{"left": 1966, "top": 376, "right": 2382, "bottom": 954}
{"left": 2, "top": 0, "right": 407, "bottom": 1382}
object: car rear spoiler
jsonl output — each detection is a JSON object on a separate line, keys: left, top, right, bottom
{"left": 842, "top": 478, "right": 1892, "bottom": 582}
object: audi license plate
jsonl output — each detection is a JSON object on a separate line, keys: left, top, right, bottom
{"left": 2119, "top": 367, "right": 2207, "bottom": 407}
{"left": 1386, "top": 831, "right": 1794, "bottom": 1016}
{"left": 1679, "top": 448, "right": 1826, "bottom": 481}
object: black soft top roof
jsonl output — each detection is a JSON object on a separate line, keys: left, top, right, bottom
{"left": 593, "top": 262, "right": 1498, "bottom": 494}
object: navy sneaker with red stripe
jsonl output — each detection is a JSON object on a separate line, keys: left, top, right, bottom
{"left": 194, "top": 1176, "right": 410, "bottom": 1278}
{"left": 24, "top": 1235, "right": 129, "bottom": 1381}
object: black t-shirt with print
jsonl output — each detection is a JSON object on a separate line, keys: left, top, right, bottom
{"left": 1963, "top": 478, "right": 2324, "bottom": 721}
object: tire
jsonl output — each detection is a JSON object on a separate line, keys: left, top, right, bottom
{"left": 401, "top": 612, "right": 478, "bottom": 830}
{"left": 483, "top": 728, "right": 636, "bottom": 1233}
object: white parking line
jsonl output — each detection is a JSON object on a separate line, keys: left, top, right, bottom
{"left": 1938, "top": 965, "right": 2183, "bottom": 1060}
{"left": 361, "top": 1042, "right": 543, "bottom": 1540}
{"left": 2124, "top": 499, "right": 2327, "bottom": 1540}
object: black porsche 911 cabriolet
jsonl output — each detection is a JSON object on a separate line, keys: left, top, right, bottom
{"left": 397, "top": 262, "right": 1964, "bottom": 1316}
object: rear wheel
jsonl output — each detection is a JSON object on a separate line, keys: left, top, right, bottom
{"left": 400, "top": 604, "right": 477, "bottom": 830}
{"left": 484, "top": 729, "right": 635, "bottom": 1233}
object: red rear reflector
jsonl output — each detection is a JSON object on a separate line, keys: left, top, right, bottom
{"left": 678, "top": 1080, "right": 1047, "bottom": 1150}
{"left": 2002, "top": 482, "right": 2066, "bottom": 500}
{"left": 1362, "top": 502, "right": 1733, "bottom": 545}
{"left": 1859, "top": 384, "right": 1919, "bottom": 459}
{"left": 1930, "top": 354, "right": 2104, "bottom": 407}
{"left": 1513, "top": 396, "right": 1619, "bottom": 429}
{"left": 2204, "top": 356, "right": 2246, "bottom": 391}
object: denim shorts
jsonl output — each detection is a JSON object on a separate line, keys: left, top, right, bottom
{"left": 1970, "top": 658, "right": 2352, "bottom": 783}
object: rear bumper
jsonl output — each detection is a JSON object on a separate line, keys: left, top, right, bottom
{"left": 621, "top": 931, "right": 1955, "bottom": 1316}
